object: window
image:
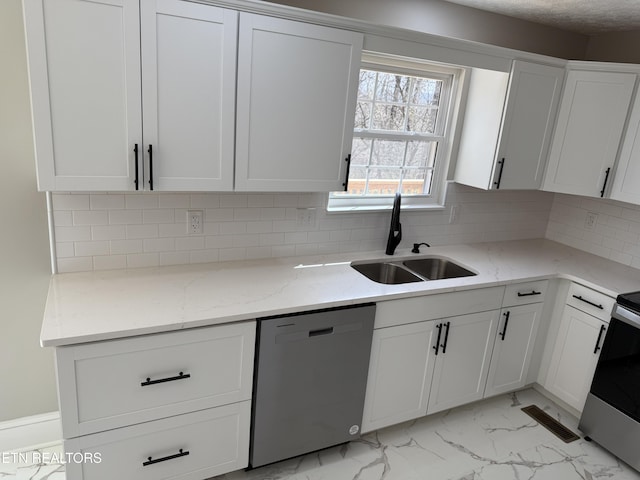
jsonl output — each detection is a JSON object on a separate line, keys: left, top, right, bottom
{"left": 328, "top": 54, "right": 462, "bottom": 211}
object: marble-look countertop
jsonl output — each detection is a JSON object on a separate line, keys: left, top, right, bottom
{"left": 41, "top": 239, "right": 640, "bottom": 347}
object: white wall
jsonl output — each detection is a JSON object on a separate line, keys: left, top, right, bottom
{"left": 586, "top": 30, "right": 640, "bottom": 63}
{"left": 267, "top": 0, "right": 589, "bottom": 59}
{"left": 0, "top": 0, "right": 58, "bottom": 421}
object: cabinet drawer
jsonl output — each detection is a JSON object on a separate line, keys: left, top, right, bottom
{"left": 56, "top": 321, "right": 255, "bottom": 438}
{"left": 567, "top": 283, "right": 615, "bottom": 321}
{"left": 503, "top": 280, "right": 548, "bottom": 306}
{"left": 375, "top": 286, "right": 504, "bottom": 329}
{"left": 65, "top": 401, "right": 250, "bottom": 480}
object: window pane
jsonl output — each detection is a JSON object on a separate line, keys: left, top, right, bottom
{"left": 411, "top": 78, "right": 442, "bottom": 106}
{"left": 372, "top": 140, "right": 405, "bottom": 167}
{"left": 368, "top": 168, "right": 400, "bottom": 195}
{"left": 358, "top": 70, "right": 376, "bottom": 100}
{"left": 375, "top": 72, "right": 410, "bottom": 104}
{"left": 345, "top": 166, "right": 367, "bottom": 195}
{"left": 372, "top": 104, "right": 406, "bottom": 131}
{"left": 407, "top": 106, "right": 438, "bottom": 133}
{"left": 406, "top": 141, "right": 436, "bottom": 168}
{"left": 351, "top": 138, "right": 371, "bottom": 166}
{"left": 354, "top": 102, "right": 372, "bottom": 129}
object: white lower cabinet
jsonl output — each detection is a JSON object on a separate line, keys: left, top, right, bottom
{"left": 427, "top": 310, "right": 500, "bottom": 414}
{"left": 65, "top": 401, "right": 250, "bottom": 480}
{"left": 544, "top": 305, "right": 608, "bottom": 411}
{"left": 484, "top": 303, "right": 542, "bottom": 397}
{"left": 57, "top": 321, "right": 256, "bottom": 480}
{"left": 361, "top": 321, "right": 436, "bottom": 433}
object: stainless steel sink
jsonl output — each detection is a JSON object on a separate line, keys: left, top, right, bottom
{"left": 351, "top": 256, "right": 476, "bottom": 284}
{"left": 351, "top": 262, "right": 423, "bottom": 285}
{"left": 403, "top": 257, "right": 476, "bottom": 280}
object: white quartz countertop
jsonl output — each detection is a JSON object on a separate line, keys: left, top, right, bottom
{"left": 41, "top": 239, "right": 640, "bottom": 347}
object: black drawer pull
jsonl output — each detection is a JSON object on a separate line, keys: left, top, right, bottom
{"left": 572, "top": 295, "right": 603, "bottom": 310}
{"left": 440, "top": 321, "right": 451, "bottom": 354}
{"left": 141, "top": 372, "right": 190, "bottom": 387}
{"left": 143, "top": 448, "right": 189, "bottom": 467}
{"left": 594, "top": 324, "right": 606, "bottom": 354}
{"left": 517, "top": 290, "right": 541, "bottom": 297}
{"left": 309, "top": 327, "right": 333, "bottom": 337}
{"left": 433, "top": 323, "right": 443, "bottom": 355}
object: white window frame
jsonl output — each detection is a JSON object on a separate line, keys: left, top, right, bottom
{"left": 328, "top": 52, "right": 464, "bottom": 212}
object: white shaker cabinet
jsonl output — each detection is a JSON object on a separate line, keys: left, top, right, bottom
{"left": 544, "top": 283, "right": 613, "bottom": 412}
{"left": 427, "top": 310, "right": 500, "bottom": 415}
{"left": 484, "top": 303, "right": 542, "bottom": 397}
{"left": 361, "top": 321, "right": 436, "bottom": 433}
{"left": 455, "top": 61, "right": 564, "bottom": 190}
{"left": 610, "top": 89, "right": 640, "bottom": 204}
{"left": 543, "top": 68, "right": 636, "bottom": 198}
{"left": 235, "top": 13, "right": 362, "bottom": 192}
{"left": 23, "top": 0, "right": 142, "bottom": 191}
{"left": 24, "top": 0, "right": 237, "bottom": 191}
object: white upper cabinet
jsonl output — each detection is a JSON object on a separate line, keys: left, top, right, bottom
{"left": 24, "top": 0, "right": 237, "bottom": 192}
{"left": 543, "top": 68, "right": 637, "bottom": 198}
{"left": 24, "top": 0, "right": 142, "bottom": 191}
{"left": 235, "top": 13, "right": 363, "bottom": 192}
{"left": 454, "top": 61, "right": 564, "bottom": 190}
{"left": 141, "top": 1, "right": 237, "bottom": 191}
{"left": 610, "top": 89, "right": 640, "bottom": 204}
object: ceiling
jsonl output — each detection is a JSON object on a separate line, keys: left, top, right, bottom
{"left": 441, "top": 0, "right": 640, "bottom": 34}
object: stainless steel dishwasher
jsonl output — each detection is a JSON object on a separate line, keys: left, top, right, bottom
{"left": 250, "top": 303, "right": 375, "bottom": 468}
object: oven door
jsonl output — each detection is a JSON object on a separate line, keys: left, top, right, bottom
{"left": 589, "top": 304, "right": 640, "bottom": 423}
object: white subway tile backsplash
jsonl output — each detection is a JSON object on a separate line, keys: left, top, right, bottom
{"left": 55, "top": 185, "right": 633, "bottom": 274}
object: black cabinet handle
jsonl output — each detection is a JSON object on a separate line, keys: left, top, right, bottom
{"left": 594, "top": 324, "right": 606, "bottom": 354}
{"left": 342, "top": 154, "right": 351, "bottom": 192}
{"left": 517, "top": 290, "right": 541, "bottom": 297}
{"left": 572, "top": 295, "right": 603, "bottom": 310}
{"left": 141, "top": 371, "right": 190, "bottom": 387}
{"left": 143, "top": 448, "right": 189, "bottom": 467}
{"left": 433, "top": 323, "right": 442, "bottom": 355}
{"left": 500, "top": 311, "right": 510, "bottom": 341}
{"left": 148, "top": 144, "right": 154, "bottom": 191}
{"left": 493, "top": 158, "right": 505, "bottom": 189}
{"left": 133, "top": 144, "right": 139, "bottom": 191}
{"left": 441, "top": 321, "right": 451, "bottom": 354}
{"left": 600, "top": 167, "right": 610, "bottom": 198}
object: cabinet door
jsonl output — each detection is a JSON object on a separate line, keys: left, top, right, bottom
{"left": 141, "top": 1, "right": 237, "bottom": 191}
{"left": 543, "top": 69, "right": 636, "bottom": 197}
{"left": 235, "top": 13, "right": 362, "bottom": 191}
{"left": 494, "top": 61, "right": 564, "bottom": 190}
{"left": 23, "top": 0, "right": 142, "bottom": 191}
{"left": 427, "top": 310, "right": 499, "bottom": 415}
{"left": 545, "top": 305, "right": 607, "bottom": 411}
{"left": 611, "top": 90, "right": 640, "bottom": 205}
{"left": 361, "top": 321, "right": 436, "bottom": 433}
{"left": 484, "top": 303, "right": 542, "bottom": 397}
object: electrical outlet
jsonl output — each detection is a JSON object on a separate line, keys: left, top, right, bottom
{"left": 585, "top": 212, "right": 598, "bottom": 230}
{"left": 449, "top": 205, "right": 459, "bottom": 224}
{"left": 187, "top": 210, "right": 203, "bottom": 235}
{"left": 296, "top": 208, "right": 317, "bottom": 228}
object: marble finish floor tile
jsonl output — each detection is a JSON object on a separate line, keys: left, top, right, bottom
{"left": 0, "top": 442, "right": 66, "bottom": 480}
{"left": 2, "top": 389, "right": 639, "bottom": 480}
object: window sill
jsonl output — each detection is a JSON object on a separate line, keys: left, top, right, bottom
{"left": 326, "top": 203, "right": 446, "bottom": 214}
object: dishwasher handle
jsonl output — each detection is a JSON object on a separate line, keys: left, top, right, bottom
{"left": 309, "top": 327, "right": 334, "bottom": 337}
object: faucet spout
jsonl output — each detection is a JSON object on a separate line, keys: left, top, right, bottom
{"left": 385, "top": 193, "right": 402, "bottom": 255}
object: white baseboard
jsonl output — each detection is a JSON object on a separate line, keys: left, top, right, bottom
{"left": 0, "top": 411, "right": 62, "bottom": 452}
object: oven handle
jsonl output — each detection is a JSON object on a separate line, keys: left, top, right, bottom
{"left": 593, "top": 324, "right": 606, "bottom": 354}
{"left": 612, "top": 303, "right": 640, "bottom": 328}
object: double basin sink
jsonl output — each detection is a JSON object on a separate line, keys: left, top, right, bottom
{"left": 351, "top": 256, "right": 477, "bottom": 284}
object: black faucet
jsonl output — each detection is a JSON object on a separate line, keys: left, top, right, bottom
{"left": 385, "top": 193, "right": 402, "bottom": 255}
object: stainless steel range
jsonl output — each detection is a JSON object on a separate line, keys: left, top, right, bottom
{"left": 579, "top": 291, "right": 640, "bottom": 472}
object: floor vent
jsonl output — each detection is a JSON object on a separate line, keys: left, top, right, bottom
{"left": 521, "top": 405, "right": 580, "bottom": 443}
